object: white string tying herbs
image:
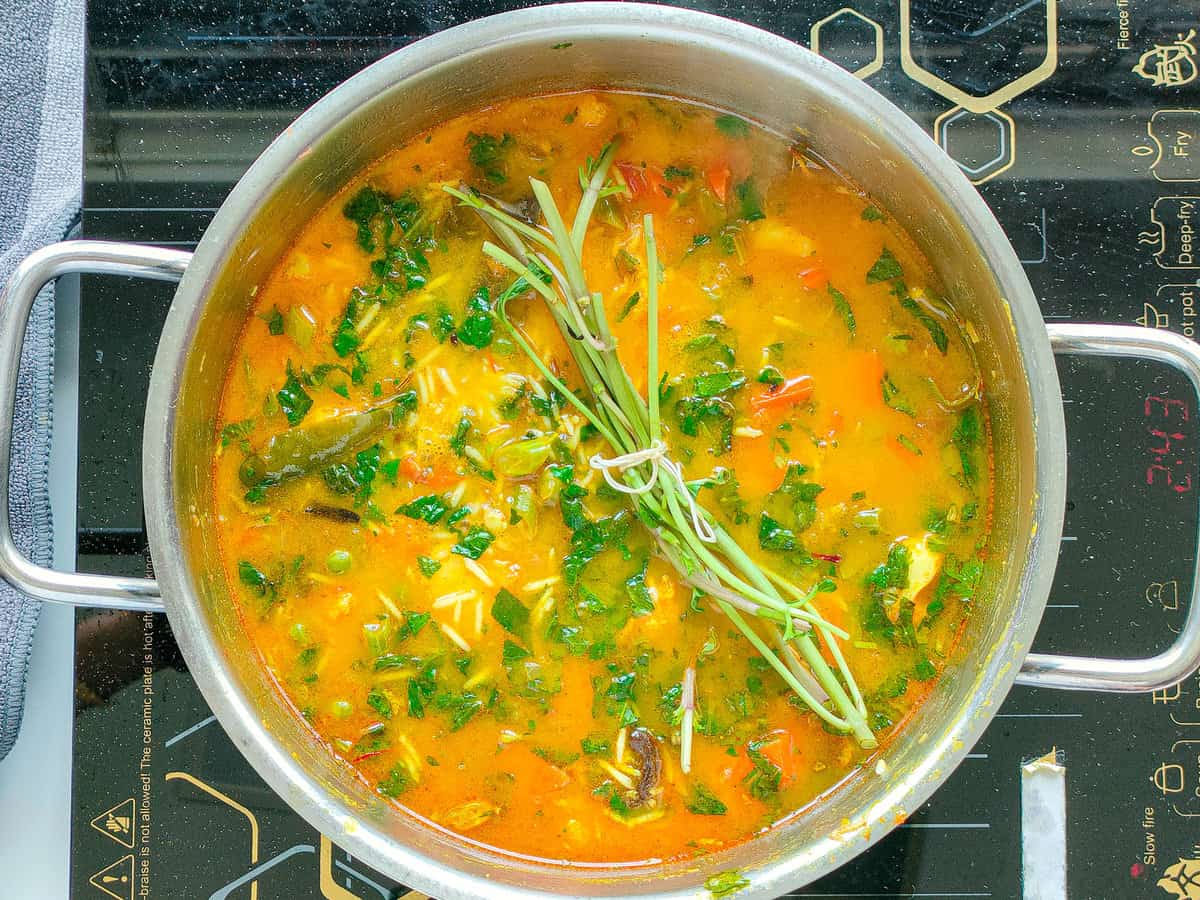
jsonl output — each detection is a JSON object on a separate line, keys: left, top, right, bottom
{"left": 588, "top": 441, "right": 717, "bottom": 542}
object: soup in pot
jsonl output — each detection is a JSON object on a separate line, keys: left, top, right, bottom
{"left": 212, "top": 91, "right": 991, "bottom": 865}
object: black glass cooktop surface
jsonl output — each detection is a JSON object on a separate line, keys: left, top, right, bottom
{"left": 74, "top": 2, "right": 1200, "bottom": 898}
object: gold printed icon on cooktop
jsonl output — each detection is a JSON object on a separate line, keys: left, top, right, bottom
{"left": 1134, "top": 30, "right": 1199, "bottom": 89}
{"left": 1139, "top": 197, "right": 1200, "bottom": 270}
{"left": 810, "top": 8, "right": 884, "bottom": 80}
{"left": 88, "top": 855, "right": 134, "bottom": 900}
{"left": 1158, "top": 854, "right": 1200, "bottom": 899}
{"left": 900, "top": 0, "right": 1057, "bottom": 114}
{"left": 1133, "top": 110, "right": 1200, "bottom": 182}
{"left": 933, "top": 107, "right": 1015, "bottom": 185}
{"left": 89, "top": 797, "right": 136, "bottom": 850}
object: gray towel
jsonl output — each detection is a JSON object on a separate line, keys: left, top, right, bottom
{"left": 0, "top": 0, "right": 83, "bottom": 760}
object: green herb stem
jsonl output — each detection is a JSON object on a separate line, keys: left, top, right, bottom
{"left": 442, "top": 160, "right": 875, "bottom": 749}
{"left": 645, "top": 215, "right": 662, "bottom": 443}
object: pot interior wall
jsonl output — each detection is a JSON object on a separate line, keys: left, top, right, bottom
{"left": 165, "top": 10, "right": 1053, "bottom": 896}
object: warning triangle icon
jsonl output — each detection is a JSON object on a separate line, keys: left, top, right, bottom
{"left": 90, "top": 798, "right": 136, "bottom": 849}
{"left": 89, "top": 854, "right": 134, "bottom": 900}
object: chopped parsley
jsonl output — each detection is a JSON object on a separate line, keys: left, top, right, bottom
{"left": 276, "top": 371, "right": 312, "bottom": 426}
{"left": 625, "top": 561, "right": 655, "bottom": 617}
{"left": 458, "top": 285, "right": 494, "bottom": 349}
{"left": 377, "top": 764, "right": 411, "bottom": 798}
{"left": 686, "top": 784, "right": 728, "bottom": 815}
{"left": 758, "top": 513, "right": 798, "bottom": 552}
{"left": 828, "top": 283, "right": 856, "bottom": 335}
{"left": 501, "top": 639, "right": 530, "bottom": 664}
{"left": 757, "top": 366, "right": 784, "bottom": 387}
{"left": 580, "top": 735, "right": 610, "bottom": 754}
{"left": 491, "top": 588, "right": 530, "bottom": 638}
{"left": 449, "top": 416, "right": 472, "bottom": 455}
{"left": 451, "top": 527, "right": 495, "bottom": 560}
{"left": 220, "top": 419, "right": 254, "bottom": 449}
{"left": 694, "top": 370, "right": 746, "bottom": 398}
{"left": 237, "top": 561, "right": 271, "bottom": 596}
{"left": 900, "top": 293, "right": 950, "bottom": 353}
{"left": 465, "top": 131, "right": 514, "bottom": 184}
{"left": 366, "top": 688, "right": 392, "bottom": 720}
{"left": 952, "top": 405, "right": 983, "bottom": 484}
{"left": 734, "top": 178, "right": 765, "bottom": 222}
{"left": 398, "top": 494, "right": 449, "bottom": 525}
{"left": 866, "top": 246, "right": 903, "bottom": 283}
{"left": 262, "top": 306, "right": 284, "bottom": 335}
{"left": 714, "top": 114, "right": 750, "bottom": 138}
{"left": 881, "top": 373, "right": 916, "bottom": 416}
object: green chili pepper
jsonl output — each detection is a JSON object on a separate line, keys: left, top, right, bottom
{"left": 239, "top": 403, "right": 396, "bottom": 488}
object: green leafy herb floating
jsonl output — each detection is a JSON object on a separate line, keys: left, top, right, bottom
{"left": 443, "top": 144, "right": 876, "bottom": 749}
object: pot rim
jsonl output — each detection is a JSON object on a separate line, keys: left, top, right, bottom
{"left": 143, "top": 4, "right": 1066, "bottom": 897}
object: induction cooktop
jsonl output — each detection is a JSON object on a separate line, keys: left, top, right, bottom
{"left": 73, "top": 2, "right": 1200, "bottom": 898}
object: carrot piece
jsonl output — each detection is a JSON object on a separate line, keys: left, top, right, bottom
{"left": 400, "top": 455, "right": 424, "bottom": 481}
{"left": 707, "top": 162, "right": 731, "bottom": 203}
{"left": 721, "top": 752, "right": 755, "bottom": 785}
{"left": 750, "top": 374, "right": 814, "bottom": 413}
{"left": 799, "top": 265, "right": 827, "bottom": 290}
{"left": 399, "top": 454, "right": 458, "bottom": 488}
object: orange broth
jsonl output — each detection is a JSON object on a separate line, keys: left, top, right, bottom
{"left": 212, "top": 91, "right": 992, "bottom": 864}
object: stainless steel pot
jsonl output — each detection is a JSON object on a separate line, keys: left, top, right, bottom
{"left": 3, "top": 4, "right": 1200, "bottom": 897}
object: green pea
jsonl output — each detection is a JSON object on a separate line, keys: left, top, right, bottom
{"left": 331, "top": 699, "right": 353, "bottom": 719}
{"left": 326, "top": 549, "right": 353, "bottom": 574}
{"left": 288, "top": 622, "right": 309, "bottom": 644}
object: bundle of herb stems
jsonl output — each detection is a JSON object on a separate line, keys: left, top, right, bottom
{"left": 444, "top": 145, "right": 875, "bottom": 749}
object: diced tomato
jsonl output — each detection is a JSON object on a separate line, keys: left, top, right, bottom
{"left": 751, "top": 374, "right": 814, "bottom": 413}
{"left": 707, "top": 162, "right": 731, "bottom": 203}
{"left": 616, "top": 161, "right": 671, "bottom": 214}
{"left": 754, "top": 729, "right": 799, "bottom": 787}
{"left": 616, "top": 161, "right": 647, "bottom": 198}
{"left": 643, "top": 167, "right": 668, "bottom": 201}
{"left": 799, "top": 266, "right": 827, "bottom": 290}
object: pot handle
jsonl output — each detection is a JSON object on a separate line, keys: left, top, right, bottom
{"left": 1018, "top": 322, "right": 1200, "bottom": 692}
{"left": 0, "top": 241, "right": 192, "bottom": 612}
